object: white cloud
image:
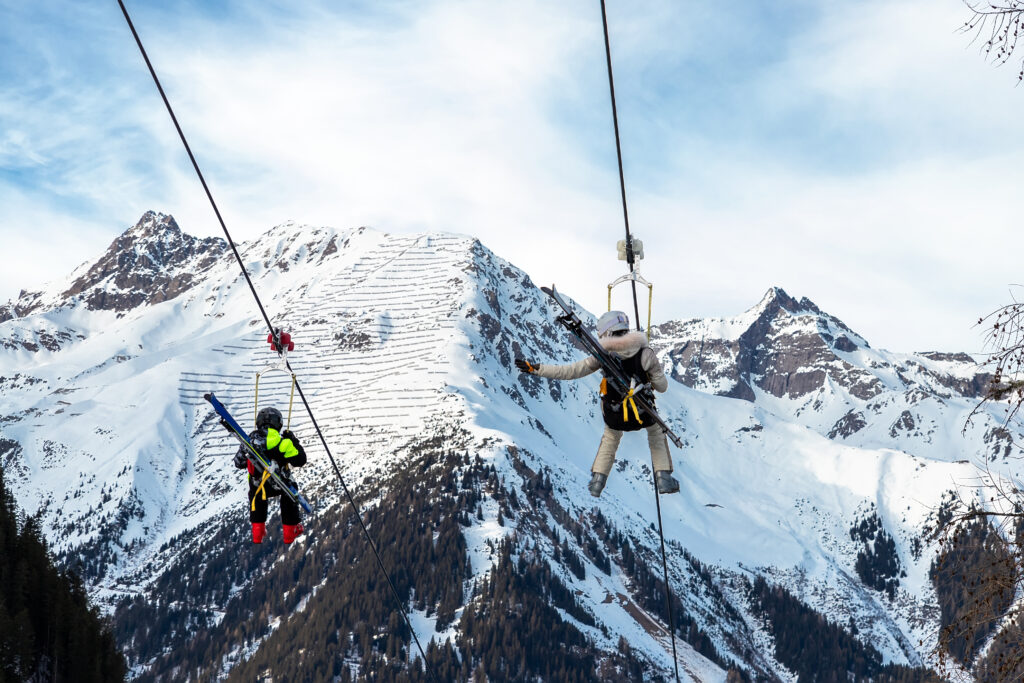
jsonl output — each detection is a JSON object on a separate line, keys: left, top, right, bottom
{"left": 1, "top": 0, "right": 1022, "bottom": 356}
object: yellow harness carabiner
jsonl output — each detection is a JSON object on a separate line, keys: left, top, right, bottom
{"left": 622, "top": 388, "right": 642, "bottom": 423}
{"left": 251, "top": 467, "right": 272, "bottom": 511}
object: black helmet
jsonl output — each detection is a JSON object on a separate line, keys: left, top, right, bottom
{"left": 256, "top": 406, "right": 284, "bottom": 432}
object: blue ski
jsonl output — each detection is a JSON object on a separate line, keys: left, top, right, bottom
{"left": 205, "top": 392, "right": 312, "bottom": 514}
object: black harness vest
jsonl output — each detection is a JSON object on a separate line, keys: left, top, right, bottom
{"left": 601, "top": 350, "right": 653, "bottom": 432}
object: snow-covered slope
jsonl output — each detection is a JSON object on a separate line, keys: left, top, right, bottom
{"left": 1, "top": 213, "right": 1017, "bottom": 680}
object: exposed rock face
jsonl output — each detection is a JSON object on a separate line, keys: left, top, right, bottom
{"left": 889, "top": 410, "right": 918, "bottom": 438}
{"left": 653, "top": 287, "right": 884, "bottom": 402}
{"left": 829, "top": 411, "right": 868, "bottom": 439}
{"left": 1, "top": 212, "right": 226, "bottom": 323}
{"left": 650, "top": 287, "right": 991, "bottom": 451}
{"left": 61, "top": 212, "right": 226, "bottom": 312}
{"left": 0, "top": 291, "right": 44, "bottom": 324}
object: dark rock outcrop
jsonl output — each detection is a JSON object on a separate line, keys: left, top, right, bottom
{"left": 653, "top": 288, "right": 986, "bottom": 409}
{"left": 0, "top": 290, "right": 44, "bottom": 324}
{"left": 654, "top": 287, "right": 882, "bottom": 402}
{"left": 2, "top": 212, "right": 226, "bottom": 323}
{"left": 828, "top": 411, "right": 868, "bottom": 439}
{"left": 61, "top": 212, "right": 226, "bottom": 312}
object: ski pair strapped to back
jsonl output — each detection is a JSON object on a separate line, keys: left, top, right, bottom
{"left": 542, "top": 285, "right": 684, "bottom": 449}
{"left": 204, "top": 392, "right": 312, "bottom": 515}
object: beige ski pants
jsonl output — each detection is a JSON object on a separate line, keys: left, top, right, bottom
{"left": 592, "top": 424, "right": 673, "bottom": 476}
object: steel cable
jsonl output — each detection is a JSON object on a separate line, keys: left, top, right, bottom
{"left": 115, "top": 2, "right": 437, "bottom": 678}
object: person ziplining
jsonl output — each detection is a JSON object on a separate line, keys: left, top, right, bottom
{"left": 233, "top": 405, "right": 308, "bottom": 544}
{"left": 515, "top": 307, "right": 680, "bottom": 498}
{"left": 519, "top": 0, "right": 687, "bottom": 677}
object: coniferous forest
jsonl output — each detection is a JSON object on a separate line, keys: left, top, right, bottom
{"left": 108, "top": 432, "right": 951, "bottom": 682}
{"left": 747, "top": 577, "right": 938, "bottom": 683}
{"left": 0, "top": 466, "right": 126, "bottom": 682}
{"left": 930, "top": 518, "right": 1017, "bottom": 666}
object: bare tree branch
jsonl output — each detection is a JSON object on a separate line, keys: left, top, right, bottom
{"left": 962, "top": 1, "right": 1024, "bottom": 81}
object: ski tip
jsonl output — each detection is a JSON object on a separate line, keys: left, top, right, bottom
{"left": 203, "top": 392, "right": 213, "bottom": 402}
{"left": 541, "top": 285, "right": 554, "bottom": 295}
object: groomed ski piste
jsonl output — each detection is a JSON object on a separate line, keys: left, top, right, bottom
{"left": 1, "top": 212, "right": 1019, "bottom": 679}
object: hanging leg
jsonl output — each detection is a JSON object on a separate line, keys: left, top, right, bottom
{"left": 590, "top": 426, "right": 623, "bottom": 497}
{"left": 646, "top": 424, "right": 679, "bottom": 494}
{"left": 592, "top": 426, "right": 623, "bottom": 475}
{"left": 249, "top": 478, "right": 269, "bottom": 543}
{"left": 281, "top": 495, "right": 303, "bottom": 544}
{"left": 646, "top": 423, "right": 673, "bottom": 472}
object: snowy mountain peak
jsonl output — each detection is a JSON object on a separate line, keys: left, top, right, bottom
{"left": 1, "top": 215, "right": 1018, "bottom": 680}
{"left": 750, "top": 286, "right": 864, "bottom": 347}
{"left": 0, "top": 212, "right": 227, "bottom": 323}
{"left": 59, "top": 211, "right": 226, "bottom": 313}
{"left": 651, "top": 284, "right": 988, "bottom": 417}
{"left": 123, "top": 210, "right": 180, "bottom": 239}
{"left": 651, "top": 287, "right": 871, "bottom": 401}
{"left": 755, "top": 285, "right": 816, "bottom": 316}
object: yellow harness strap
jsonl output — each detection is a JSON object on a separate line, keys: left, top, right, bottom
{"left": 251, "top": 467, "right": 271, "bottom": 511}
{"left": 623, "top": 388, "right": 642, "bottom": 423}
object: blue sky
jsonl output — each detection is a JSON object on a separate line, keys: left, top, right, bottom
{"left": 2, "top": 0, "right": 1023, "bottom": 354}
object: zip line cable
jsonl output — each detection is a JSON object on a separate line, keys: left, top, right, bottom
{"left": 598, "top": 1, "right": 681, "bottom": 680}
{"left": 599, "top": 0, "right": 643, "bottom": 332}
{"left": 114, "top": 2, "right": 437, "bottom": 678}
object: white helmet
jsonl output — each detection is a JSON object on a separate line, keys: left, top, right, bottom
{"left": 597, "top": 310, "right": 630, "bottom": 337}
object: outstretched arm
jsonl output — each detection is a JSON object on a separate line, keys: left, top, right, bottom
{"left": 516, "top": 356, "right": 601, "bottom": 381}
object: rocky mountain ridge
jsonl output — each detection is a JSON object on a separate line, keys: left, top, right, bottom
{"left": 1, "top": 211, "right": 226, "bottom": 324}
{"left": 1, "top": 213, "right": 1018, "bottom": 681}
{"left": 652, "top": 286, "right": 985, "bottom": 403}
{"left": 650, "top": 286, "right": 1002, "bottom": 468}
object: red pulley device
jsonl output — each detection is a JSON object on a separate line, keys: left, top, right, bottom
{"left": 267, "top": 329, "right": 294, "bottom": 353}
{"left": 257, "top": 328, "right": 297, "bottom": 429}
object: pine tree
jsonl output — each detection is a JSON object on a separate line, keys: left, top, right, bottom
{"left": 0, "top": 467, "right": 125, "bottom": 682}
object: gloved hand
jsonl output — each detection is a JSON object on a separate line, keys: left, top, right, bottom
{"left": 232, "top": 451, "right": 248, "bottom": 469}
{"left": 515, "top": 358, "right": 537, "bottom": 374}
{"left": 282, "top": 429, "right": 296, "bottom": 441}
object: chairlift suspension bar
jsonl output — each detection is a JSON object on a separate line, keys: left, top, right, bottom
{"left": 608, "top": 272, "right": 653, "bottom": 340}
{"left": 115, "top": 3, "right": 437, "bottom": 679}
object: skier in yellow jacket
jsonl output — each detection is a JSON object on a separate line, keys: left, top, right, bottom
{"left": 233, "top": 406, "right": 307, "bottom": 544}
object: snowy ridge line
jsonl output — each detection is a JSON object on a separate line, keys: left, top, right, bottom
{"left": 15, "top": 220, "right": 998, "bottom": 677}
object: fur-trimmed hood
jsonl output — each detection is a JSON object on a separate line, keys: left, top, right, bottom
{"left": 599, "top": 330, "right": 647, "bottom": 359}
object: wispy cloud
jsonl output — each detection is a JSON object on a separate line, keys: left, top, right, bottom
{"left": 0, "top": 0, "right": 1020, "bottom": 353}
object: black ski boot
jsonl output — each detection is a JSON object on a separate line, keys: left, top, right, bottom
{"left": 588, "top": 472, "right": 608, "bottom": 497}
{"left": 655, "top": 471, "right": 679, "bottom": 495}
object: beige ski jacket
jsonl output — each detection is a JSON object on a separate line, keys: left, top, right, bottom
{"left": 532, "top": 331, "right": 668, "bottom": 392}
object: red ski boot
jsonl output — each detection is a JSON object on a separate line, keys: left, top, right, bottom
{"left": 282, "top": 523, "right": 304, "bottom": 544}
{"left": 251, "top": 523, "right": 266, "bottom": 544}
